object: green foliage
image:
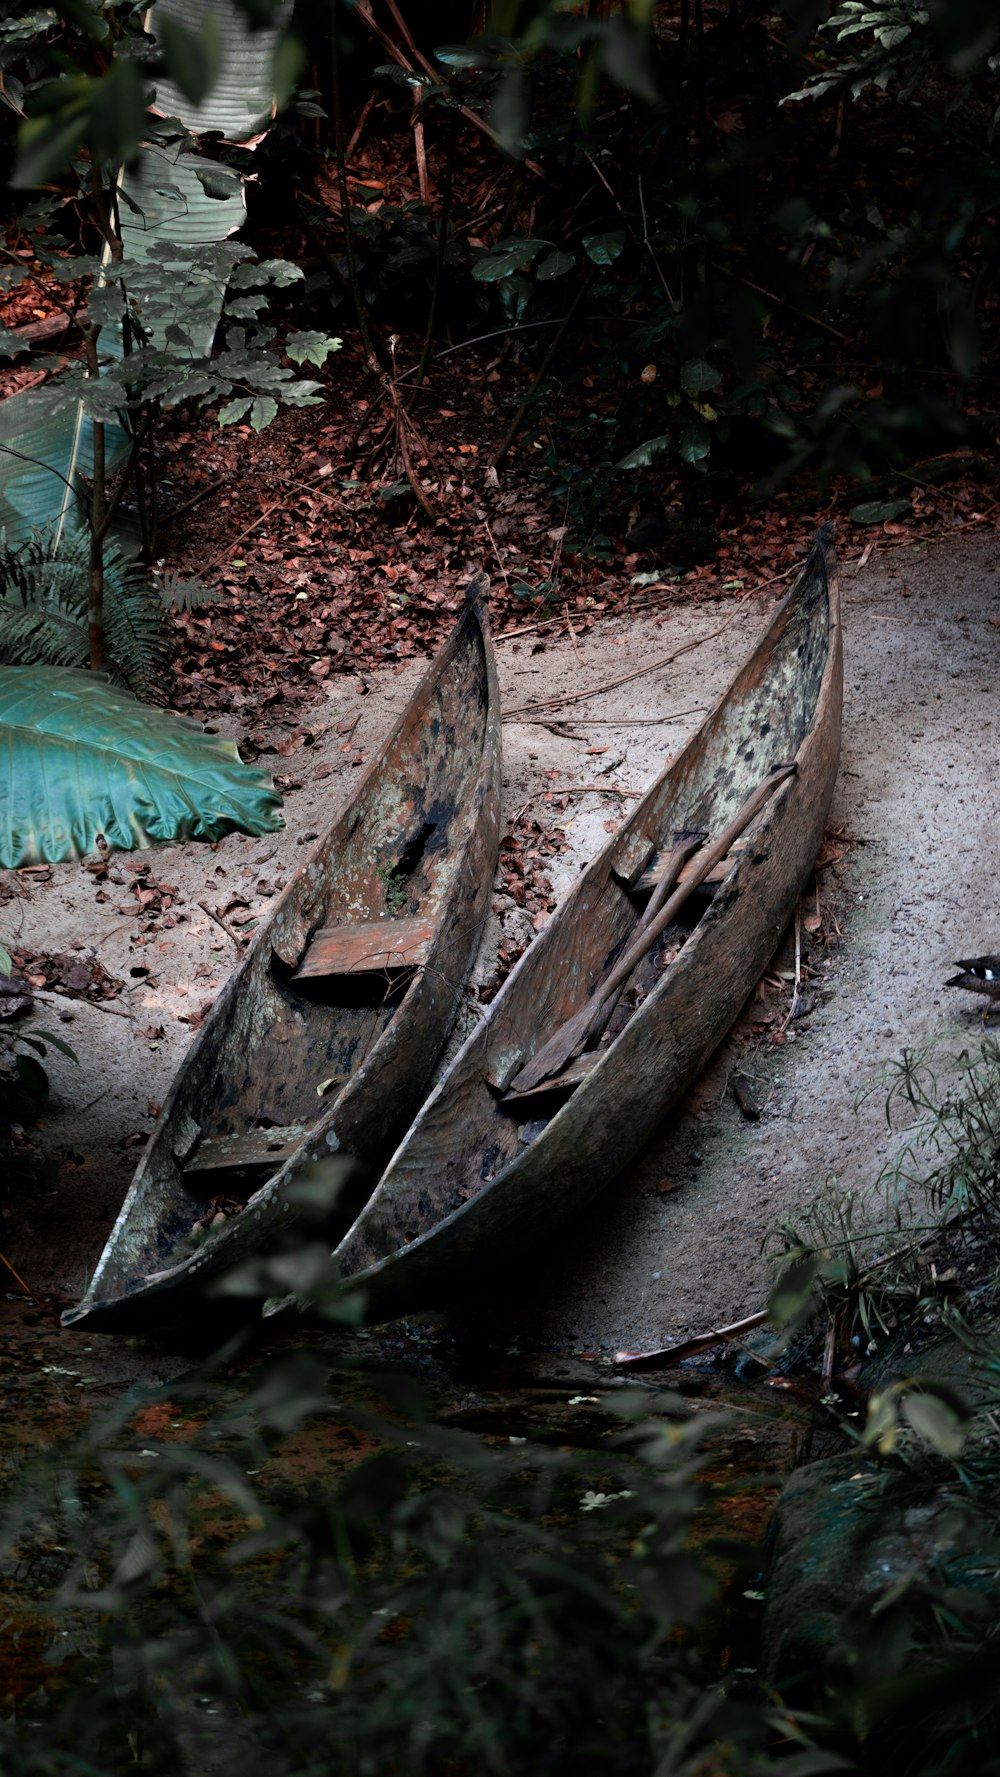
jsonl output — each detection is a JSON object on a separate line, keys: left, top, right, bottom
{"left": 155, "top": 8, "right": 224, "bottom": 109}
{"left": 0, "top": 1, "right": 325, "bottom": 581}
{"left": 0, "top": 526, "right": 170, "bottom": 699}
{"left": 284, "top": 327, "right": 342, "bottom": 369}
{"left": 439, "top": 2, "right": 660, "bottom": 158}
{"left": 767, "top": 1434, "right": 1000, "bottom": 1772}
{"left": 850, "top": 497, "right": 913, "bottom": 523}
{"left": 0, "top": 528, "right": 225, "bottom": 689}
{"left": 15, "top": 56, "right": 150, "bottom": 188}
{"left": 0, "top": 947, "right": 78, "bottom": 1130}
{"left": 154, "top": 566, "right": 222, "bottom": 612}
{"left": 304, "top": 190, "right": 466, "bottom": 320}
{"left": 862, "top": 1038, "right": 1000, "bottom": 1223}
{"left": 4, "top": 1239, "right": 999, "bottom": 1776}
{"left": 782, "top": 1, "right": 1000, "bottom": 106}
{"left": 472, "top": 236, "right": 556, "bottom": 281}
{"left": 0, "top": 373, "right": 132, "bottom": 550}
{"left": 0, "top": 1019, "right": 77, "bottom": 1111}
{"left": 0, "top": 665, "right": 283, "bottom": 866}
{"left": 863, "top": 1374, "right": 974, "bottom": 1459}
{"left": 582, "top": 230, "right": 626, "bottom": 266}
{"left": 7, "top": 0, "right": 296, "bottom": 186}
{"left": 758, "top": 1038, "right": 1000, "bottom": 1771}
{"left": 0, "top": 1269, "right": 838, "bottom": 1777}
{"left": 5, "top": 0, "right": 999, "bottom": 531}
{"left": 76, "top": 243, "right": 327, "bottom": 424}
{"left": 537, "top": 450, "right": 616, "bottom": 559}
{"left": 766, "top": 1037, "right": 1000, "bottom": 1356}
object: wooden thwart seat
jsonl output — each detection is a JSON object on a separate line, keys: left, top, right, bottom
{"left": 182, "top": 1123, "right": 307, "bottom": 1176}
{"left": 291, "top": 915, "right": 434, "bottom": 981}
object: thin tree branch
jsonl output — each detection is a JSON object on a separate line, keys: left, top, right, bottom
{"left": 355, "top": 0, "right": 548, "bottom": 182}
{"left": 503, "top": 603, "right": 753, "bottom": 717}
{"left": 494, "top": 266, "right": 596, "bottom": 467}
{"left": 613, "top": 1309, "right": 771, "bottom": 1371}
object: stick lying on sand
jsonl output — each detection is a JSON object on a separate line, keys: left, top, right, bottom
{"left": 613, "top": 1309, "right": 771, "bottom": 1371}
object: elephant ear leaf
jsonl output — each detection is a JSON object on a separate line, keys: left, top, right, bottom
{"left": 0, "top": 666, "right": 284, "bottom": 868}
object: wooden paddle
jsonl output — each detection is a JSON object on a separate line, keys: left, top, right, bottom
{"left": 507, "top": 761, "right": 798, "bottom": 1095}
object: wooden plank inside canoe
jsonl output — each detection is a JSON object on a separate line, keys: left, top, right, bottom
{"left": 610, "top": 827, "right": 657, "bottom": 888}
{"left": 290, "top": 915, "right": 434, "bottom": 981}
{"left": 183, "top": 1123, "right": 307, "bottom": 1176}
{"left": 633, "top": 838, "right": 748, "bottom": 894}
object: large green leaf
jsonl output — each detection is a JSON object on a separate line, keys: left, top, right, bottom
{"left": 150, "top": 0, "right": 292, "bottom": 144}
{"left": 109, "top": 2, "right": 293, "bottom": 371}
{"left": 0, "top": 667, "right": 284, "bottom": 867}
{"left": 117, "top": 147, "right": 248, "bottom": 357}
{"left": 0, "top": 384, "right": 131, "bottom": 547}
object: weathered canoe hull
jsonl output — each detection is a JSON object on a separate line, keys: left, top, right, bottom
{"left": 330, "top": 531, "right": 842, "bottom": 1320}
{"left": 63, "top": 600, "right": 502, "bottom": 1331}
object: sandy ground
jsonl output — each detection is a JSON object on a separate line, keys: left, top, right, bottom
{"left": 3, "top": 529, "right": 998, "bottom": 1365}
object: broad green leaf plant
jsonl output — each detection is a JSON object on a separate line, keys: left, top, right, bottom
{"left": 0, "top": 666, "right": 283, "bottom": 869}
{"left": 0, "top": 0, "right": 336, "bottom": 570}
{"left": 0, "top": 942, "right": 79, "bottom": 1115}
{"left": 0, "top": 1, "right": 337, "bottom": 860}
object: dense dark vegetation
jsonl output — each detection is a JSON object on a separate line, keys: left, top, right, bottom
{"left": 4, "top": 1, "right": 1000, "bottom": 588}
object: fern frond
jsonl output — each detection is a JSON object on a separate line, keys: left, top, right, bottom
{"left": 103, "top": 584, "right": 170, "bottom": 700}
{"left": 0, "top": 534, "right": 31, "bottom": 603}
{"left": 0, "top": 525, "right": 170, "bottom": 695}
{"left": 156, "top": 569, "right": 221, "bottom": 612}
{"left": 0, "top": 605, "right": 88, "bottom": 668}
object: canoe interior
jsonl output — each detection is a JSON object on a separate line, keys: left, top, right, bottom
{"left": 333, "top": 533, "right": 840, "bottom": 1305}
{"left": 75, "top": 602, "right": 500, "bottom": 1309}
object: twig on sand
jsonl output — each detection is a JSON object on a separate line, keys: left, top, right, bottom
{"left": 511, "top": 783, "right": 639, "bottom": 824}
{"left": 0, "top": 1248, "right": 57, "bottom": 1319}
{"left": 519, "top": 707, "right": 705, "bottom": 729}
{"left": 31, "top": 986, "right": 130, "bottom": 1019}
{"left": 613, "top": 1308, "right": 771, "bottom": 1371}
{"left": 503, "top": 607, "right": 752, "bottom": 719}
{"left": 483, "top": 519, "right": 510, "bottom": 592}
{"left": 777, "top": 904, "right": 802, "bottom": 1035}
{"left": 563, "top": 603, "right": 585, "bottom": 668}
{"left": 198, "top": 900, "right": 248, "bottom": 949}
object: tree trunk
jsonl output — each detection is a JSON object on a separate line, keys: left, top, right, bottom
{"left": 82, "top": 320, "right": 106, "bottom": 672}
{"left": 88, "top": 414, "right": 106, "bottom": 673}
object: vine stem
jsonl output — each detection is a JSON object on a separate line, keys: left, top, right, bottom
{"left": 409, "top": 101, "right": 459, "bottom": 407}
{"left": 493, "top": 267, "right": 595, "bottom": 468}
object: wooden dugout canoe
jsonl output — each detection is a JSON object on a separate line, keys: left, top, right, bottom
{"left": 63, "top": 596, "right": 502, "bottom": 1332}
{"left": 309, "top": 526, "right": 842, "bottom": 1322}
